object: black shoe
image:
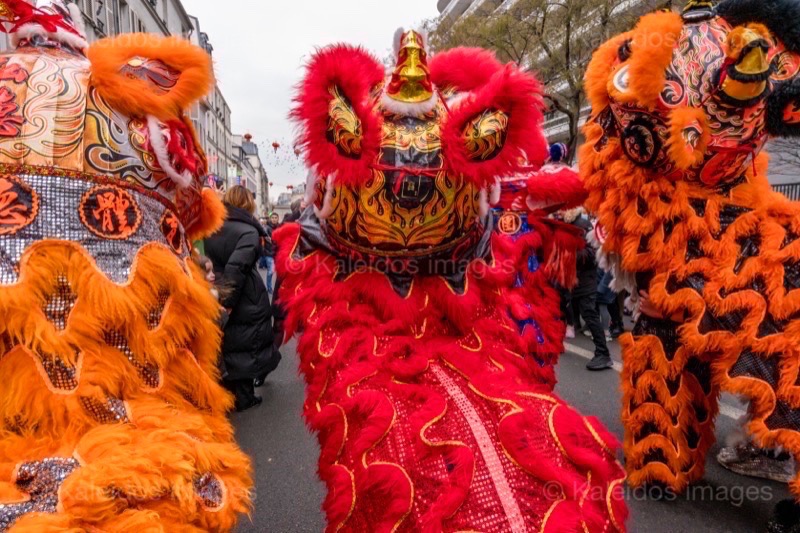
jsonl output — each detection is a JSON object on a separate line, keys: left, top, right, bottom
{"left": 235, "top": 396, "right": 263, "bottom": 412}
{"left": 586, "top": 355, "right": 613, "bottom": 371}
{"left": 768, "top": 499, "right": 800, "bottom": 533}
{"left": 609, "top": 325, "right": 625, "bottom": 338}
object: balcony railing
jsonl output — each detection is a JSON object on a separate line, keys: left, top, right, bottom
{"left": 773, "top": 182, "right": 800, "bottom": 201}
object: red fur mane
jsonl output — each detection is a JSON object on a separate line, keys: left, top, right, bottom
{"left": 290, "top": 45, "right": 384, "bottom": 187}
{"left": 434, "top": 48, "right": 549, "bottom": 186}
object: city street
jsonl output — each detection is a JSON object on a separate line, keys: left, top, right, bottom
{"left": 233, "top": 323, "right": 790, "bottom": 532}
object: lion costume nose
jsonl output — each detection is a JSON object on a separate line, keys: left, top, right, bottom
{"left": 720, "top": 26, "right": 774, "bottom": 104}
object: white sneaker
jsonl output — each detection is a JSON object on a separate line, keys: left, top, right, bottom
{"left": 565, "top": 326, "right": 575, "bottom": 339}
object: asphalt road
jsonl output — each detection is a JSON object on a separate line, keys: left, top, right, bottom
{"left": 232, "top": 311, "right": 789, "bottom": 532}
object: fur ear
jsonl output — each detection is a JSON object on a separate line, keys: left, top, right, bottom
{"left": 610, "top": 11, "right": 683, "bottom": 110}
{"left": 584, "top": 33, "right": 631, "bottom": 113}
{"left": 440, "top": 64, "right": 548, "bottom": 186}
{"left": 87, "top": 34, "right": 214, "bottom": 121}
{"left": 430, "top": 47, "right": 504, "bottom": 94}
{"left": 291, "top": 45, "right": 384, "bottom": 187}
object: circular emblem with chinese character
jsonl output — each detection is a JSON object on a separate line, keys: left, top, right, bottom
{"left": 160, "top": 209, "right": 184, "bottom": 254}
{"left": 79, "top": 185, "right": 141, "bottom": 240}
{"left": 497, "top": 211, "right": 522, "bottom": 235}
{"left": 0, "top": 174, "right": 38, "bottom": 235}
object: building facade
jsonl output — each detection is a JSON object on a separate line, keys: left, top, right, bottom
{"left": 77, "top": 0, "right": 193, "bottom": 42}
{"left": 188, "top": 16, "right": 235, "bottom": 187}
{"left": 241, "top": 135, "right": 270, "bottom": 217}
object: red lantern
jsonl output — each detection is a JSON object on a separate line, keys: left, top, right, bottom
{"left": 294, "top": 148, "right": 301, "bottom": 157}
{"left": 272, "top": 141, "right": 280, "bottom": 153}
{"left": 287, "top": 185, "right": 294, "bottom": 190}
{"left": 269, "top": 181, "right": 274, "bottom": 187}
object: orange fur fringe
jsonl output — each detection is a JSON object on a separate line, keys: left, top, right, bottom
{"left": 187, "top": 188, "right": 227, "bottom": 241}
{"left": 87, "top": 34, "right": 214, "bottom": 121}
{"left": 0, "top": 241, "right": 251, "bottom": 530}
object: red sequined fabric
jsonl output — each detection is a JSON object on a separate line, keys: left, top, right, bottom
{"left": 275, "top": 224, "right": 628, "bottom": 532}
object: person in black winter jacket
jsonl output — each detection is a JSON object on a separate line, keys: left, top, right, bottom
{"left": 205, "top": 186, "right": 282, "bottom": 411}
{"left": 565, "top": 209, "right": 613, "bottom": 371}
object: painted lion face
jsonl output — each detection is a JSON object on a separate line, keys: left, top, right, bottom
{"left": 294, "top": 30, "right": 548, "bottom": 278}
{"left": 585, "top": 1, "right": 800, "bottom": 186}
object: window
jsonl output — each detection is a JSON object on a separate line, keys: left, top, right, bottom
{"left": 119, "top": 1, "right": 129, "bottom": 34}
{"left": 130, "top": 11, "right": 145, "bottom": 33}
{"left": 97, "top": 0, "right": 114, "bottom": 36}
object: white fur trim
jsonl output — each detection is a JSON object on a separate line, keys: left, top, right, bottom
{"left": 66, "top": 2, "right": 86, "bottom": 37}
{"left": 526, "top": 197, "right": 549, "bottom": 212}
{"left": 560, "top": 206, "right": 584, "bottom": 224}
{"left": 9, "top": 0, "right": 87, "bottom": 51}
{"left": 479, "top": 188, "right": 490, "bottom": 219}
{"left": 380, "top": 90, "right": 438, "bottom": 117}
{"left": 314, "top": 175, "right": 336, "bottom": 221}
{"left": 489, "top": 177, "right": 501, "bottom": 206}
{"left": 147, "top": 115, "right": 193, "bottom": 189}
{"left": 10, "top": 24, "right": 88, "bottom": 52}
{"left": 445, "top": 92, "right": 471, "bottom": 110}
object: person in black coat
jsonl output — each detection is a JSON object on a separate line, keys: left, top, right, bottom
{"left": 205, "top": 186, "right": 282, "bottom": 411}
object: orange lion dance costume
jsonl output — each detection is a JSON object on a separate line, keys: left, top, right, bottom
{"left": 274, "top": 29, "right": 627, "bottom": 531}
{"left": 0, "top": 1, "right": 251, "bottom": 530}
{"left": 581, "top": 0, "right": 800, "bottom": 508}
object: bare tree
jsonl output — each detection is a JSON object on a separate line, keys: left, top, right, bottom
{"left": 429, "top": 0, "right": 675, "bottom": 162}
{"left": 768, "top": 138, "right": 800, "bottom": 184}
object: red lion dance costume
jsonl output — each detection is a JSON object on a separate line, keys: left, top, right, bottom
{"left": 0, "top": 1, "right": 251, "bottom": 530}
{"left": 275, "top": 29, "right": 627, "bottom": 531}
{"left": 490, "top": 159, "right": 587, "bottom": 382}
{"left": 581, "top": 0, "right": 800, "bottom": 525}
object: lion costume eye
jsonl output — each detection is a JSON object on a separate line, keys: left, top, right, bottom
{"left": 613, "top": 65, "right": 631, "bottom": 93}
{"left": 462, "top": 109, "right": 509, "bottom": 161}
{"left": 618, "top": 39, "right": 633, "bottom": 62}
